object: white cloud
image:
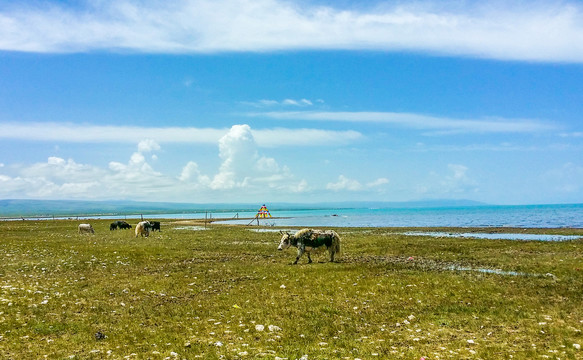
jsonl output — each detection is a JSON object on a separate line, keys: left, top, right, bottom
{"left": 439, "top": 164, "right": 478, "bottom": 195}
{"left": 326, "top": 175, "right": 363, "bottom": 191}
{"left": 252, "top": 128, "right": 362, "bottom": 147}
{"left": 210, "top": 124, "right": 258, "bottom": 190}
{"left": 2, "top": 0, "right": 583, "bottom": 62}
{"left": 542, "top": 162, "right": 583, "bottom": 193}
{"left": 282, "top": 99, "right": 313, "bottom": 106}
{"left": 179, "top": 161, "right": 210, "bottom": 185}
{"left": 367, "top": 178, "right": 389, "bottom": 187}
{"left": 0, "top": 122, "right": 363, "bottom": 147}
{"left": 559, "top": 131, "right": 583, "bottom": 138}
{"left": 292, "top": 179, "right": 309, "bottom": 193}
{"left": 0, "top": 124, "right": 317, "bottom": 201}
{"left": 0, "top": 122, "right": 226, "bottom": 144}
{"left": 418, "top": 164, "right": 478, "bottom": 197}
{"left": 0, "top": 141, "right": 174, "bottom": 200}
{"left": 0, "top": 123, "right": 393, "bottom": 202}
{"left": 241, "top": 98, "right": 318, "bottom": 108}
{"left": 138, "top": 139, "right": 161, "bottom": 153}
{"left": 21, "top": 156, "right": 106, "bottom": 183}
{"left": 209, "top": 124, "right": 303, "bottom": 192}
{"left": 326, "top": 175, "right": 389, "bottom": 192}
{"left": 6, "top": 157, "right": 107, "bottom": 198}
{"left": 254, "top": 111, "right": 556, "bottom": 134}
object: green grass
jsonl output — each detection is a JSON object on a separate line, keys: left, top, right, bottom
{"left": 0, "top": 220, "right": 582, "bottom": 359}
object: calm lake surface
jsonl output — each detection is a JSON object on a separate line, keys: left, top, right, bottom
{"left": 8, "top": 203, "right": 582, "bottom": 228}
{"left": 220, "top": 203, "right": 583, "bottom": 228}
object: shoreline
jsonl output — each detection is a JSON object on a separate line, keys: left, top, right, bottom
{"left": 2, "top": 216, "right": 583, "bottom": 236}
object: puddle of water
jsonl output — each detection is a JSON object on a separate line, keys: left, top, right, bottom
{"left": 174, "top": 226, "right": 210, "bottom": 231}
{"left": 447, "top": 265, "right": 524, "bottom": 276}
{"left": 403, "top": 231, "right": 582, "bottom": 241}
{"left": 446, "top": 265, "right": 557, "bottom": 279}
{"left": 248, "top": 228, "right": 295, "bottom": 233}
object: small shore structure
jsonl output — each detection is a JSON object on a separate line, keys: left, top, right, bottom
{"left": 248, "top": 204, "right": 272, "bottom": 225}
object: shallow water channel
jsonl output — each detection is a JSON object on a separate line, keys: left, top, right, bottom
{"left": 403, "top": 231, "right": 582, "bottom": 241}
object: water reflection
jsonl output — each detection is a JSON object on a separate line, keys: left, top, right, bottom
{"left": 403, "top": 231, "right": 582, "bottom": 241}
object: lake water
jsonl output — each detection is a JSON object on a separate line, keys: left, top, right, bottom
{"left": 8, "top": 203, "right": 582, "bottom": 229}
{"left": 219, "top": 203, "right": 583, "bottom": 228}
{"left": 403, "top": 231, "right": 582, "bottom": 241}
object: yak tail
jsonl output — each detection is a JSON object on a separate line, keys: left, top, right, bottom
{"left": 331, "top": 231, "right": 341, "bottom": 254}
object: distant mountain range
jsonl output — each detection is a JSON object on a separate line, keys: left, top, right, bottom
{"left": 0, "top": 199, "right": 488, "bottom": 218}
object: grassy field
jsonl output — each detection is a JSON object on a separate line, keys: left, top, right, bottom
{"left": 0, "top": 219, "right": 582, "bottom": 359}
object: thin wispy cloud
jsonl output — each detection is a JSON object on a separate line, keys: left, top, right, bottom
{"left": 1, "top": 0, "right": 583, "bottom": 62}
{"left": 0, "top": 122, "right": 363, "bottom": 147}
{"left": 239, "top": 98, "right": 320, "bottom": 108}
{"left": 251, "top": 111, "right": 557, "bottom": 134}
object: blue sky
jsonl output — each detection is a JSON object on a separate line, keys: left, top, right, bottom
{"left": 0, "top": 0, "right": 582, "bottom": 205}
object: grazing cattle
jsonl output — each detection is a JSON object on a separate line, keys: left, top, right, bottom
{"left": 110, "top": 221, "right": 132, "bottom": 230}
{"left": 78, "top": 223, "right": 95, "bottom": 234}
{"left": 278, "top": 228, "right": 341, "bottom": 264}
{"left": 118, "top": 221, "right": 131, "bottom": 229}
{"left": 150, "top": 221, "right": 161, "bottom": 232}
{"left": 135, "top": 221, "right": 152, "bottom": 237}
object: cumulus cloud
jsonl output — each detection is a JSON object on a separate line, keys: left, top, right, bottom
{"left": 5, "top": 157, "right": 106, "bottom": 198}
{"left": 211, "top": 125, "right": 257, "bottom": 190}
{"left": 0, "top": 141, "right": 174, "bottom": 200}
{"left": 179, "top": 161, "right": 210, "bottom": 185}
{"left": 1, "top": 0, "right": 583, "bottom": 62}
{"left": 0, "top": 123, "right": 391, "bottom": 201}
{"left": 21, "top": 156, "right": 106, "bottom": 183}
{"left": 209, "top": 124, "right": 302, "bottom": 192}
